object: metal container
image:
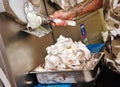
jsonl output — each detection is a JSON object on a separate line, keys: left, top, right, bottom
{"left": 29, "top": 52, "right": 104, "bottom": 85}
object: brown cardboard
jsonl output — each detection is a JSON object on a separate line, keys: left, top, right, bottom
{"left": 52, "top": 8, "right": 107, "bottom": 44}
{"left": 104, "top": 30, "right": 120, "bottom": 74}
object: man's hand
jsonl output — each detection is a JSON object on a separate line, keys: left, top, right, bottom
{"left": 50, "top": 10, "right": 76, "bottom": 20}
{"left": 50, "top": 10, "right": 76, "bottom": 26}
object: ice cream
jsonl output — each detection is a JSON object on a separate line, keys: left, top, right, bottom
{"left": 35, "top": 35, "right": 98, "bottom": 72}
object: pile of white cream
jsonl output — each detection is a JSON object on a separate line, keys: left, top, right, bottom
{"left": 35, "top": 35, "right": 98, "bottom": 72}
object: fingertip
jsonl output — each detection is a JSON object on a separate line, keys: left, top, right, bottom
{"left": 52, "top": 23, "right": 55, "bottom": 26}
{"left": 49, "top": 15, "right": 53, "bottom": 18}
{"left": 63, "top": 21, "right": 68, "bottom": 26}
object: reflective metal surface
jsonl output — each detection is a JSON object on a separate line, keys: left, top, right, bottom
{"left": 0, "top": 13, "right": 54, "bottom": 87}
{"left": 31, "top": 53, "right": 104, "bottom": 85}
{"left": 0, "top": 34, "right": 16, "bottom": 87}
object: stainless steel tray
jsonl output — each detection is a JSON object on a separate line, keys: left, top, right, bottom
{"left": 29, "top": 52, "right": 104, "bottom": 84}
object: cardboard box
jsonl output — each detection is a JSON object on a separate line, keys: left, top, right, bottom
{"left": 52, "top": 8, "right": 107, "bottom": 44}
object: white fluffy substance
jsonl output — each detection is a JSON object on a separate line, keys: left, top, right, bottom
{"left": 27, "top": 13, "right": 42, "bottom": 29}
{"left": 44, "top": 35, "right": 92, "bottom": 71}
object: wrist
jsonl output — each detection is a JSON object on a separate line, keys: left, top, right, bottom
{"left": 66, "top": 5, "right": 84, "bottom": 18}
{"left": 73, "top": 5, "right": 84, "bottom": 17}
{"left": 65, "top": 7, "right": 78, "bottom": 19}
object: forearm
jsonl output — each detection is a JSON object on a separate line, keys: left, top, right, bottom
{"left": 74, "top": 0, "right": 103, "bottom": 17}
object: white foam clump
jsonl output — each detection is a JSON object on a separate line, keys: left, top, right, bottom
{"left": 44, "top": 35, "right": 91, "bottom": 71}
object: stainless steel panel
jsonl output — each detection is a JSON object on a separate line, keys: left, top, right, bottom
{"left": 0, "top": 34, "right": 16, "bottom": 87}
{"left": 0, "top": 13, "right": 54, "bottom": 87}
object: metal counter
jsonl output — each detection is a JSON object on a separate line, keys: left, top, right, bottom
{"left": 0, "top": 13, "right": 54, "bottom": 87}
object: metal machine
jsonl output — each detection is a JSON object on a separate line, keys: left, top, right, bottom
{"left": 0, "top": 0, "right": 54, "bottom": 87}
{"left": 0, "top": 0, "right": 106, "bottom": 87}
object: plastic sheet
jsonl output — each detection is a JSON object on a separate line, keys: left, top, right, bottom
{"left": 34, "top": 83, "right": 71, "bottom": 87}
{"left": 87, "top": 43, "right": 104, "bottom": 53}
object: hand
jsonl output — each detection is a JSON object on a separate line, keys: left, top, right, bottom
{"left": 51, "top": 19, "right": 68, "bottom": 26}
{"left": 50, "top": 10, "right": 76, "bottom": 26}
{"left": 50, "top": 10, "right": 76, "bottom": 20}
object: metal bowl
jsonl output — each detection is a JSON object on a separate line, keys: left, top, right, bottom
{"left": 29, "top": 52, "right": 104, "bottom": 85}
